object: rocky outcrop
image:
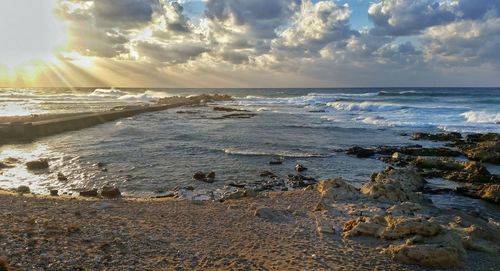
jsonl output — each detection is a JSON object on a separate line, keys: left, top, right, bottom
{"left": 414, "top": 157, "right": 494, "bottom": 183}
{"left": 316, "top": 178, "right": 362, "bottom": 202}
{"left": 213, "top": 107, "right": 250, "bottom": 112}
{"left": 460, "top": 140, "right": 500, "bottom": 165}
{"left": 79, "top": 189, "right": 98, "bottom": 197}
{"left": 285, "top": 175, "right": 317, "bottom": 188}
{"left": 26, "top": 159, "right": 49, "bottom": 170}
{"left": 361, "top": 167, "right": 424, "bottom": 202}
{"left": 193, "top": 171, "right": 216, "bottom": 183}
{"left": 346, "top": 147, "right": 375, "bottom": 158}
{"left": 411, "top": 132, "right": 462, "bottom": 142}
{"left": 479, "top": 184, "right": 500, "bottom": 203}
{"left": 16, "top": 186, "right": 30, "bottom": 194}
{"left": 101, "top": 186, "right": 121, "bottom": 198}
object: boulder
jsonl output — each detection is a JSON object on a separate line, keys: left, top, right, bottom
{"left": 206, "top": 171, "right": 216, "bottom": 180}
{"left": 346, "top": 146, "right": 375, "bottom": 158}
{"left": 50, "top": 190, "right": 59, "bottom": 196}
{"left": 101, "top": 186, "right": 121, "bottom": 198}
{"left": 316, "top": 178, "right": 361, "bottom": 203}
{"left": 414, "top": 157, "right": 493, "bottom": 183}
{"left": 16, "top": 185, "right": 30, "bottom": 194}
{"left": 26, "top": 159, "right": 49, "bottom": 170}
{"left": 79, "top": 189, "right": 98, "bottom": 197}
{"left": 361, "top": 167, "right": 424, "bottom": 202}
{"left": 295, "top": 164, "right": 307, "bottom": 172}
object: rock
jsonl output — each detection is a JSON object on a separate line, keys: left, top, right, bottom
{"left": 295, "top": 164, "right": 307, "bottom": 172}
{"left": 50, "top": 190, "right": 59, "bottom": 196}
{"left": 386, "top": 202, "right": 423, "bottom": 216}
{"left": 193, "top": 172, "right": 206, "bottom": 181}
{"left": 269, "top": 160, "right": 283, "bottom": 165}
{"left": 414, "top": 157, "right": 493, "bottom": 183}
{"left": 25, "top": 159, "right": 49, "bottom": 170}
{"left": 346, "top": 146, "right": 375, "bottom": 158}
{"left": 465, "top": 133, "right": 500, "bottom": 143}
{"left": 316, "top": 178, "right": 362, "bottom": 203}
{"left": 206, "top": 171, "right": 215, "bottom": 180}
{"left": 254, "top": 207, "right": 291, "bottom": 223}
{"left": 0, "top": 162, "right": 13, "bottom": 169}
{"left": 213, "top": 107, "right": 249, "bottom": 112}
{"left": 101, "top": 186, "right": 121, "bottom": 198}
{"left": 361, "top": 167, "right": 424, "bottom": 202}
{"left": 96, "top": 162, "right": 106, "bottom": 168}
{"left": 285, "top": 175, "right": 317, "bottom": 188}
{"left": 16, "top": 185, "right": 30, "bottom": 194}
{"left": 411, "top": 132, "right": 462, "bottom": 142}
{"left": 79, "top": 189, "right": 98, "bottom": 197}
{"left": 220, "top": 189, "right": 257, "bottom": 201}
{"left": 259, "top": 171, "right": 277, "bottom": 178}
{"left": 378, "top": 217, "right": 442, "bottom": 240}
{"left": 461, "top": 140, "right": 500, "bottom": 165}
{"left": 212, "top": 113, "right": 257, "bottom": 119}
{"left": 57, "top": 172, "right": 68, "bottom": 182}
{"left": 478, "top": 184, "right": 500, "bottom": 204}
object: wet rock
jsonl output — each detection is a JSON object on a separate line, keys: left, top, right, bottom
{"left": 16, "top": 185, "right": 30, "bottom": 194}
{"left": 26, "top": 159, "right": 49, "bottom": 170}
{"left": 411, "top": 132, "right": 462, "bottom": 142}
{"left": 57, "top": 172, "right": 68, "bottom": 182}
{"left": 212, "top": 113, "right": 257, "bottom": 119}
{"left": 346, "top": 146, "right": 375, "bottom": 158}
{"left": 465, "top": 133, "right": 500, "bottom": 143}
{"left": 285, "top": 175, "right": 317, "bottom": 188}
{"left": 478, "top": 184, "right": 500, "bottom": 204}
{"left": 193, "top": 172, "right": 206, "bottom": 181}
{"left": 101, "top": 186, "right": 121, "bottom": 198}
{"left": 254, "top": 207, "right": 291, "bottom": 223}
{"left": 227, "top": 182, "right": 247, "bottom": 188}
{"left": 0, "top": 162, "right": 13, "bottom": 169}
{"left": 461, "top": 140, "right": 500, "bottom": 165}
{"left": 259, "top": 171, "right": 277, "bottom": 178}
{"left": 206, "top": 171, "right": 215, "bottom": 180}
{"left": 414, "top": 157, "right": 493, "bottom": 183}
{"left": 269, "top": 160, "right": 283, "bottom": 165}
{"left": 361, "top": 167, "right": 424, "bottom": 202}
{"left": 50, "top": 190, "right": 59, "bottom": 196}
{"left": 96, "top": 162, "right": 106, "bottom": 168}
{"left": 378, "top": 146, "right": 462, "bottom": 157}
{"left": 79, "top": 189, "right": 98, "bottom": 197}
{"left": 213, "top": 107, "right": 250, "bottom": 112}
{"left": 295, "top": 164, "right": 307, "bottom": 172}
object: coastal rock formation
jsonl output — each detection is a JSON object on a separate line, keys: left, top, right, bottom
{"left": 26, "top": 159, "right": 49, "bottom": 170}
{"left": 479, "top": 184, "right": 500, "bottom": 203}
{"left": 460, "top": 140, "right": 500, "bottom": 165}
{"left": 295, "top": 164, "right": 307, "bottom": 172}
{"left": 285, "top": 175, "right": 317, "bottom": 188}
{"left": 101, "top": 186, "right": 121, "bottom": 198}
{"left": 16, "top": 186, "right": 30, "bottom": 194}
{"left": 193, "top": 171, "right": 216, "bottom": 183}
{"left": 411, "top": 132, "right": 462, "bottom": 142}
{"left": 414, "top": 157, "right": 493, "bottom": 183}
{"left": 79, "top": 189, "right": 98, "bottom": 197}
{"left": 346, "top": 146, "right": 375, "bottom": 158}
{"left": 361, "top": 167, "right": 424, "bottom": 202}
{"left": 213, "top": 107, "right": 250, "bottom": 112}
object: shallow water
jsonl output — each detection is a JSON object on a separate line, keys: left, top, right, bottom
{"left": 0, "top": 87, "right": 499, "bottom": 219}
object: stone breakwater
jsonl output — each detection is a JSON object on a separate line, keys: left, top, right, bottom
{"left": 0, "top": 94, "right": 232, "bottom": 144}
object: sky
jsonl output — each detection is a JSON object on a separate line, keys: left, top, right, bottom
{"left": 0, "top": 0, "right": 499, "bottom": 88}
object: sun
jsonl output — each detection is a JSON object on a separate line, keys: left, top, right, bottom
{"left": 0, "top": 0, "right": 67, "bottom": 70}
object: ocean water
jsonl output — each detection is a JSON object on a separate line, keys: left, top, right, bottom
{"left": 1, "top": 88, "right": 499, "bottom": 218}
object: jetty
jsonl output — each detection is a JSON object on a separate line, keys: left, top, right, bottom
{"left": 0, "top": 94, "right": 232, "bottom": 144}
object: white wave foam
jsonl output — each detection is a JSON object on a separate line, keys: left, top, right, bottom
{"left": 327, "top": 101, "right": 405, "bottom": 112}
{"left": 461, "top": 111, "right": 500, "bottom": 124}
{"left": 88, "top": 88, "right": 126, "bottom": 98}
{"left": 118, "top": 90, "right": 171, "bottom": 102}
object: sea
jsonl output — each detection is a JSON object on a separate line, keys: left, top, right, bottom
{"left": 1, "top": 88, "right": 499, "bottom": 219}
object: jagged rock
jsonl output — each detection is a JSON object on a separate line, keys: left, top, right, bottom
{"left": 414, "top": 157, "right": 493, "bottom": 183}
{"left": 386, "top": 232, "right": 466, "bottom": 269}
{"left": 101, "top": 186, "right": 121, "bottom": 198}
{"left": 79, "top": 189, "right": 98, "bottom": 197}
{"left": 254, "top": 207, "right": 291, "bottom": 223}
{"left": 26, "top": 159, "right": 49, "bottom": 170}
{"left": 478, "top": 184, "right": 500, "bottom": 204}
{"left": 16, "top": 185, "right": 30, "bottom": 194}
{"left": 346, "top": 146, "right": 375, "bottom": 158}
{"left": 361, "top": 167, "right": 424, "bottom": 202}
{"left": 461, "top": 140, "right": 500, "bottom": 165}
{"left": 386, "top": 202, "right": 424, "bottom": 216}
{"left": 295, "top": 164, "right": 307, "bottom": 172}
{"left": 316, "top": 178, "right": 361, "bottom": 203}
{"left": 465, "top": 133, "right": 500, "bottom": 143}
{"left": 411, "top": 132, "right": 462, "bottom": 142}
{"left": 379, "top": 217, "right": 442, "bottom": 240}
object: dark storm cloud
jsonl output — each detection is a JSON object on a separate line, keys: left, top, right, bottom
{"left": 94, "top": 0, "right": 158, "bottom": 29}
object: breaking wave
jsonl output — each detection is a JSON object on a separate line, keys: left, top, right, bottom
{"left": 461, "top": 111, "right": 500, "bottom": 124}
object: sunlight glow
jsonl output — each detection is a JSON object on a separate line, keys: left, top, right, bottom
{"left": 0, "top": 0, "right": 67, "bottom": 70}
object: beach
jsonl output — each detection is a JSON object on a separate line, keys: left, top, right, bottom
{"left": 0, "top": 89, "right": 499, "bottom": 270}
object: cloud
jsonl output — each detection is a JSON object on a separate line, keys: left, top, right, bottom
{"left": 93, "top": 0, "right": 158, "bottom": 29}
